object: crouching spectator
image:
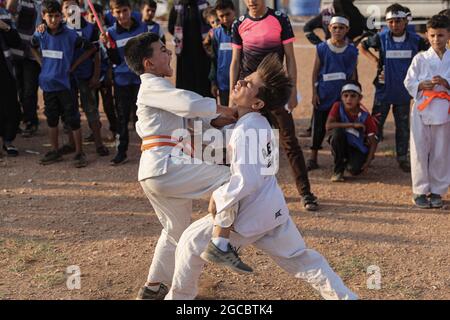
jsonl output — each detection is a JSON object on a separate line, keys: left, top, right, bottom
{"left": 326, "top": 81, "right": 378, "bottom": 182}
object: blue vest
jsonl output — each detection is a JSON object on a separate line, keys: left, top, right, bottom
{"left": 317, "top": 42, "right": 358, "bottom": 111}
{"left": 34, "top": 25, "right": 79, "bottom": 92}
{"left": 375, "top": 31, "right": 421, "bottom": 104}
{"left": 107, "top": 20, "right": 148, "bottom": 86}
{"left": 339, "top": 103, "right": 369, "bottom": 154}
{"left": 70, "top": 19, "right": 96, "bottom": 80}
{"left": 214, "top": 26, "right": 232, "bottom": 91}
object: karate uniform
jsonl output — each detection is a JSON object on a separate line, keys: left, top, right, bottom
{"left": 404, "top": 48, "right": 450, "bottom": 195}
{"left": 166, "top": 112, "right": 357, "bottom": 300}
{"left": 136, "top": 73, "right": 231, "bottom": 286}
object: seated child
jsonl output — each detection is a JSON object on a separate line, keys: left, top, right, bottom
{"left": 325, "top": 81, "right": 378, "bottom": 182}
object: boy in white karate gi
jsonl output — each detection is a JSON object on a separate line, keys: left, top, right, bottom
{"left": 404, "top": 14, "right": 450, "bottom": 209}
{"left": 123, "top": 33, "right": 238, "bottom": 299}
{"left": 165, "top": 54, "right": 358, "bottom": 300}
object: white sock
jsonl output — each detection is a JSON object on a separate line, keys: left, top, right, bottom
{"left": 146, "top": 284, "right": 160, "bottom": 292}
{"left": 212, "top": 237, "right": 229, "bottom": 252}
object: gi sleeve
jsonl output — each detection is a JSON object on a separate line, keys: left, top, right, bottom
{"left": 137, "top": 79, "right": 218, "bottom": 118}
{"left": 404, "top": 54, "right": 422, "bottom": 99}
{"left": 212, "top": 133, "right": 266, "bottom": 214}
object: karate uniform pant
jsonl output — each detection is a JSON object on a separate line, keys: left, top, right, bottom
{"left": 140, "top": 160, "right": 231, "bottom": 285}
{"left": 166, "top": 215, "right": 358, "bottom": 300}
{"left": 410, "top": 113, "right": 450, "bottom": 195}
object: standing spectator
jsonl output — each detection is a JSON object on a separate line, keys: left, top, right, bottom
{"left": 0, "top": 6, "right": 21, "bottom": 156}
{"left": 209, "top": 0, "right": 235, "bottom": 106}
{"left": 168, "top": 0, "right": 212, "bottom": 97}
{"left": 359, "top": 3, "right": 429, "bottom": 173}
{"left": 141, "top": 0, "right": 165, "bottom": 44}
{"left": 6, "top": 0, "right": 42, "bottom": 138}
{"left": 404, "top": 15, "right": 450, "bottom": 209}
{"left": 86, "top": 2, "right": 117, "bottom": 142}
{"left": 101, "top": 0, "right": 149, "bottom": 165}
{"left": 62, "top": 0, "right": 109, "bottom": 157}
{"left": 30, "top": 0, "right": 95, "bottom": 167}
{"left": 307, "top": 16, "right": 358, "bottom": 171}
{"left": 301, "top": 0, "right": 370, "bottom": 138}
{"left": 230, "top": 0, "right": 318, "bottom": 211}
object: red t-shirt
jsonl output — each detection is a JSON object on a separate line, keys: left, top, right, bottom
{"left": 328, "top": 102, "right": 378, "bottom": 136}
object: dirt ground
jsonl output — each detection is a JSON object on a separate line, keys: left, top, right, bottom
{"left": 0, "top": 26, "right": 449, "bottom": 300}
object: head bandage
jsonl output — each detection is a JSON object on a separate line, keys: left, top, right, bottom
{"left": 341, "top": 84, "right": 362, "bottom": 95}
{"left": 330, "top": 16, "right": 349, "bottom": 27}
{"left": 386, "top": 11, "right": 408, "bottom": 20}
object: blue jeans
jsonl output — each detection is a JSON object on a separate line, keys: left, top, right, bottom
{"left": 372, "top": 100, "right": 410, "bottom": 161}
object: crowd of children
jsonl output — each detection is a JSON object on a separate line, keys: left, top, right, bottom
{"left": 0, "top": 1, "right": 447, "bottom": 195}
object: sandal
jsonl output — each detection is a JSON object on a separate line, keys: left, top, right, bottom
{"left": 302, "top": 193, "right": 318, "bottom": 211}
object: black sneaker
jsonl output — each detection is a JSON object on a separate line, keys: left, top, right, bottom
{"left": 110, "top": 152, "right": 128, "bottom": 166}
{"left": 412, "top": 194, "right": 430, "bottom": 209}
{"left": 200, "top": 242, "right": 253, "bottom": 274}
{"left": 136, "top": 283, "right": 169, "bottom": 300}
{"left": 398, "top": 160, "right": 411, "bottom": 173}
{"left": 57, "top": 144, "right": 76, "bottom": 155}
{"left": 96, "top": 145, "right": 109, "bottom": 157}
{"left": 3, "top": 144, "right": 18, "bottom": 157}
{"left": 40, "top": 150, "right": 63, "bottom": 165}
{"left": 429, "top": 194, "right": 443, "bottom": 209}
{"left": 73, "top": 152, "right": 88, "bottom": 168}
{"left": 301, "top": 192, "right": 319, "bottom": 211}
{"left": 22, "top": 123, "right": 38, "bottom": 138}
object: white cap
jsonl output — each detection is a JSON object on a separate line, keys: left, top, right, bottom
{"left": 386, "top": 11, "right": 408, "bottom": 20}
{"left": 330, "top": 16, "right": 350, "bottom": 27}
{"left": 341, "top": 84, "right": 362, "bottom": 95}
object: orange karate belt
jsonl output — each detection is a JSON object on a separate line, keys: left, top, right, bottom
{"left": 417, "top": 90, "right": 450, "bottom": 114}
{"left": 141, "top": 135, "right": 194, "bottom": 157}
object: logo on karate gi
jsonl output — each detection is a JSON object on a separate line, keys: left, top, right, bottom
{"left": 274, "top": 209, "right": 282, "bottom": 219}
